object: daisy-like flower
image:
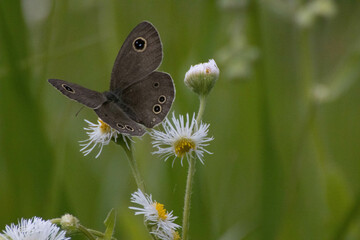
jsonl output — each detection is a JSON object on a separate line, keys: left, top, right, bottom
{"left": 184, "top": 59, "right": 219, "bottom": 96}
{"left": 0, "top": 217, "right": 69, "bottom": 240}
{"left": 153, "top": 228, "right": 181, "bottom": 240}
{"left": 129, "top": 189, "right": 180, "bottom": 233}
{"left": 79, "top": 118, "right": 130, "bottom": 158}
{"left": 151, "top": 113, "right": 213, "bottom": 165}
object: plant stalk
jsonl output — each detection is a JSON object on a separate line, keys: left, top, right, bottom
{"left": 196, "top": 95, "right": 207, "bottom": 125}
{"left": 182, "top": 95, "right": 207, "bottom": 240}
{"left": 124, "top": 143, "right": 146, "bottom": 193}
{"left": 78, "top": 224, "right": 96, "bottom": 240}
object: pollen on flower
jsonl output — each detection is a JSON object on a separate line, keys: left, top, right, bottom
{"left": 98, "top": 119, "right": 111, "bottom": 133}
{"left": 174, "top": 138, "right": 196, "bottom": 157}
{"left": 80, "top": 118, "right": 121, "bottom": 158}
{"left": 206, "top": 67, "right": 211, "bottom": 74}
{"left": 173, "top": 231, "right": 181, "bottom": 240}
{"left": 154, "top": 202, "right": 168, "bottom": 220}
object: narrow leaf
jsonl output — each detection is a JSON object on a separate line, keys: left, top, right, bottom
{"left": 103, "top": 208, "right": 116, "bottom": 240}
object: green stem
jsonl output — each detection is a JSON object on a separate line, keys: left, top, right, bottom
{"left": 78, "top": 225, "right": 96, "bottom": 240}
{"left": 196, "top": 95, "right": 207, "bottom": 125}
{"left": 124, "top": 143, "right": 146, "bottom": 193}
{"left": 124, "top": 144, "right": 155, "bottom": 240}
{"left": 182, "top": 95, "right": 207, "bottom": 240}
{"left": 299, "top": 28, "right": 314, "bottom": 105}
{"left": 116, "top": 139, "right": 155, "bottom": 239}
{"left": 88, "top": 229, "right": 117, "bottom": 240}
{"left": 50, "top": 218, "right": 61, "bottom": 224}
{"left": 51, "top": 218, "right": 118, "bottom": 240}
{"left": 182, "top": 156, "right": 196, "bottom": 240}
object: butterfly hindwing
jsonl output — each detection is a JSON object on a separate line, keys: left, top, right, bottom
{"left": 120, "top": 71, "right": 175, "bottom": 128}
{"left": 48, "top": 79, "right": 107, "bottom": 109}
{"left": 94, "top": 101, "right": 145, "bottom": 136}
{"left": 110, "top": 21, "right": 163, "bottom": 91}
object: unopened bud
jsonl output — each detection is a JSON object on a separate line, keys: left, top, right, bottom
{"left": 184, "top": 59, "right": 219, "bottom": 96}
{"left": 60, "top": 214, "right": 79, "bottom": 232}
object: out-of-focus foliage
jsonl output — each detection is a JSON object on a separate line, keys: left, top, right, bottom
{"left": 1, "top": 0, "right": 360, "bottom": 239}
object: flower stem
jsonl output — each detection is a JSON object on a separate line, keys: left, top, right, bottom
{"left": 196, "top": 95, "right": 207, "bottom": 125}
{"left": 78, "top": 224, "right": 96, "bottom": 240}
{"left": 88, "top": 229, "right": 117, "bottom": 240}
{"left": 182, "top": 95, "right": 207, "bottom": 240}
{"left": 124, "top": 143, "right": 146, "bottom": 193}
{"left": 116, "top": 139, "right": 155, "bottom": 239}
{"left": 182, "top": 156, "right": 196, "bottom": 240}
{"left": 51, "top": 218, "right": 117, "bottom": 240}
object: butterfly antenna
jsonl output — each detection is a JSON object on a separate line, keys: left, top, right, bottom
{"left": 75, "top": 106, "right": 85, "bottom": 117}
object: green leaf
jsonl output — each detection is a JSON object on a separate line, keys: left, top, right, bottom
{"left": 103, "top": 208, "right": 116, "bottom": 240}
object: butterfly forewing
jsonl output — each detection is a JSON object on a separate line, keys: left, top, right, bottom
{"left": 120, "top": 71, "right": 175, "bottom": 128}
{"left": 110, "top": 21, "right": 163, "bottom": 91}
{"left": 48, "top": 79, "right": 107, "bottom": 109}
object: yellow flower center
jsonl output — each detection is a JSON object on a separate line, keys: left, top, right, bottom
{"left": 173, "top": 231, "right": 181, "bottom": 240}
{"left": 98, "top": 119, "right": 111, "bottom": 134}
{"left": 205, "top": 67, "right": 211, "bottom": 74}
{"left": 154, "top": 202, "right": 167, "bottom": 220}
{"left": 174, "top": 138, "right": 196, "bottom": 157}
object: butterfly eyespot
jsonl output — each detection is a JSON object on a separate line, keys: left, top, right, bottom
{"left": 117, "top": 123, "right": 125, "bottom": 129}
{"left": 153, "top": 82, "right": 160, "bottom": 88}
{"left": 125, "top": 125, "right": 134, "bottom": 131}
{"left": 153, "top": 104, "right": 162, "bottom": 114}
{"left": 132, "top": 37, "right": 147, "bottom": 52}
{"left": 61, "top": 84, "right": 75, "bottom": 93}
{"left": 158, "top": 95, "right": 166, "bottom": 104}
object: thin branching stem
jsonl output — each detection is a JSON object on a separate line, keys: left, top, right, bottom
{"left": 78, "top": 224, "right": 97, "bottom": 240}
{"left": 88, "top": 229, "right": 117, "bottom": 240}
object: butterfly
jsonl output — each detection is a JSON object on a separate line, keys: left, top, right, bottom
{"left": 48, "top": 21, "right": 175, "bottom": 136}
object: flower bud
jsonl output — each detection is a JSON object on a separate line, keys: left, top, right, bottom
{"left": 184, "top": 59, "right": 219, "bottom": 96}
{"left": 60, "top": 214, "right": 79, "bottom": 232}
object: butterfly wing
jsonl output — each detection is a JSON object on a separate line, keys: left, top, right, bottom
{"left": 120, "top": 71, "right": 175, "bottom": 128}
{"left": 94, "top": 101, "right": 145, "bottom": 136}
{"left": 48, "top": 79, "right": 107, "bottom": 109}
{"left": 110, "top": 21, "right": 163, "bottom": 91}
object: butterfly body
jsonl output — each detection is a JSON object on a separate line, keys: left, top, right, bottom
{"left": 48, "top": 21, "right": 175, "bottom": 136}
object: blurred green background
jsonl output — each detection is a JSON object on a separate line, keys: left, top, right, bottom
{"left": 1, "top": 0, "right": 360, "bottom": 239}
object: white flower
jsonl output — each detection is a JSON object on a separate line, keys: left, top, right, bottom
{"left": 151, "top": 113, "right": 213, "bottom": 166}
{"left": 152, "top": 228, "right": 181, "bottom": 240}
{"left": 184, "top": 59, "right": 219, "bottom": 96}
{"left": 79, "top": 118, "right": 131, "bottom": 158}
{"left": 129, "top": 189, "right": 180, "bottom": 233}
{"left": 0, "top": 217, "right": 69, "bottom": 240}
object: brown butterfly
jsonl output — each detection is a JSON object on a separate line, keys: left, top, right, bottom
{"left": 48, "top": 21, "right": 175, "bottom": 136}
